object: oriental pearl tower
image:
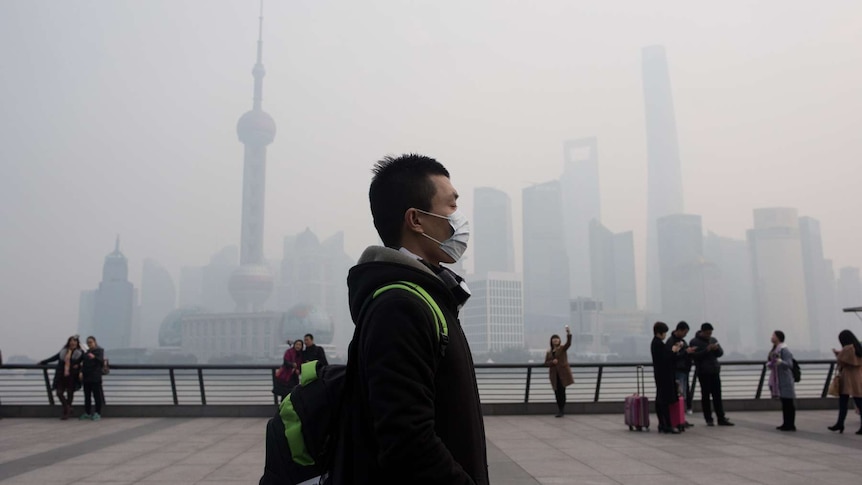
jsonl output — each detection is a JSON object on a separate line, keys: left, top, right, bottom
{"left": 229, "top": 2, "right": 276, "bottom": 312}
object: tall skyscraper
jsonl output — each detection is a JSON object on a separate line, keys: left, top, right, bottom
{"left": 522, "top": 181, "right": 570, "bottom": 348}
{"left": 92, "top": 237, "right": 135, "bottom": 349}
{"left": 140, "top": 259, "right": 177, "bottom": 348}
{"left": 589, "top": 220, "right": 637, "bottom": 310}
{"left": 748, "top": 208, "right": 809, "bottom": 347}
{"left": 229, "top": 6, "right": 277, "bottom": 312}
{"left": 643, "top": 46, "right": 685, "bottom": 313}
{"left": 78, "top": 290, "right": 96, "bottom": 337}
{"left": 656, "top": 214, "right": 705, "bottom": 325}
{"left": 460, "top": 273, "right": 524, "bottom": 354}
{"left": 703, "top": 232, "right": 756, "bottom": 351}
{"left": 799, "top": 217, "right": 836, "bottom": 351}
{"left": 561, "top": 137, "right": 600, "bottom": 298}
{"left": 473, "top": 187, "right": 515, "bottom": 277}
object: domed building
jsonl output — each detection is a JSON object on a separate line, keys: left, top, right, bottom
{"left": 158, "top": 307, "right": 205, "bottom": 347}
{"left": 280, "top": 304, "right": 334, "bottom": 345}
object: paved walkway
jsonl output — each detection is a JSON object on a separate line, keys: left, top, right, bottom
{"left": 1, "top": 410, "right": 861, "bottom": 484}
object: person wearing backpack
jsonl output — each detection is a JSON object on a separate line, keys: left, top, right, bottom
{"left": 332, "top": 154, "right": 488, "bottom": 485}
{"left": 767, "top": 330, "right": 796, "bottom": 431}
{"left": 80, "top": 336, "right": 105, "bottom": 421}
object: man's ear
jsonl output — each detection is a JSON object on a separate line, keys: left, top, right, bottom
{"left": 404, "top": 208, "right": 424, "bottom": 235}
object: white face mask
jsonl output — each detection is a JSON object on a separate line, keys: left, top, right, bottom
{"left": 416, "top": 208, "right": 470, "bottom": 262}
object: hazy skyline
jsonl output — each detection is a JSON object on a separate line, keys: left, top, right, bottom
{"left": 2, "top": 0, "right": 861, "bottom": 357}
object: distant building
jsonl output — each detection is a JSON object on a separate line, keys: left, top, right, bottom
{"left": 522, "top": 181, "right": 571, "bottom": 348}
{"left": 570, "top": 298, "right": 608, "bottom": 355}
{"left": 837, "top": 267, "right": 862, "bottom": 329}
{"left": 748, "top": 208, "right": 809, "bottom": 347}
{"left": 178, "top": 266, "right": 204, "bottom": 309}
{"left": 277, "top": 229, "right": 352, "bottom": 350}
{"left": 656, "top": 214, "right": 705, "bottom": 325}
{"left": 561, "top": 137, "right": 600, "bottom": 298}
{"left": 798, "top": 217, "right": 837, "bottom": 351}
{"left": 139, "top": 259, "right": 177, "bottom": 349}
{"left": 703, "top": 232, "right": 756, "bottom": 352}
{"left": 92, "top": 237, "right": 135, "bottom": 350}
{"left": 461, "top": 272, "right": 524, "bottom": 354}
{"left": 78, "top": 290, "right": 96, "bottom": 337}
{"left": 643, "top": 45, "right": 685, "bottom": 313}
{"left": 589, "top": 220, "right": 637, "bottom": 310}
{"left": 201, "top": 246, "right": 239, "bottom": 313}
{"left": 472, "top": 187, "right": 515, "bottom": 277}
{"left": 180, "top": 312, "right": 284, "bottom": 364}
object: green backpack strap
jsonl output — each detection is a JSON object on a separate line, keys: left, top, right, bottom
{"left": 372, "top": 281, "right": 449, "bottom": 356}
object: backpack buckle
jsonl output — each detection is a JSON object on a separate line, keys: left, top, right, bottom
{"left": 440, "top": 333, "right": 449, "bottom": 357}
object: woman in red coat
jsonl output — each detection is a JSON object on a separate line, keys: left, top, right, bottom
{"left": 545, "top": 326, "right": 573, "bottom": 417}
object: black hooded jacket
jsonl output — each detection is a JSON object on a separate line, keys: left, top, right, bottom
{"left": 331, "top": 247, "right": 488, "bottom": 485}
{"left": 689, "top": 332, "right": 724, "bottom": 376}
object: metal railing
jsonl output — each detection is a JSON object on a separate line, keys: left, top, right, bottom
{"left": 0, "top": 360, "right": 837, "bottom": 406}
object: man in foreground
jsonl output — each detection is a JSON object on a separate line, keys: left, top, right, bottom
{"left": 332, "top": 154, "right": 488, "bottom": 484}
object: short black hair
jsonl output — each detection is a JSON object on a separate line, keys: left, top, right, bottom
{"left": 773, "top": 330, "right": 785, "bottom": 343}
{"left": 701, "top": 322, "right": 714, "bottom": 331}
{"left": 653, "top": 321, "right": 669, "bottom": 336}
{"left": 369, "top": 154, "right": 450, "bottom": 248}
{"left": 304, "top": 334, "right": 314, "bottom": 341}
{"left": 676, "top": 321, "right": 689, "bottom": 331}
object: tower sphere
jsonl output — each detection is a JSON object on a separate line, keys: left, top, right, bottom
{"left": 237, "top": 109, "right": 276, "bottom": 146}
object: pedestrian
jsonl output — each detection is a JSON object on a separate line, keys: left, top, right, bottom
{"left": 332, "top": 154, "right": 487, "bottom": 484}
{"left": 302, "top": 334, "right": 328, "bottom": 366}
{"left": 690, "top": 323, "right": 734, "bottom": 426}
{"left": 282, "top": 339, "right": 304, "bottom": 391}
{"left": 545, "top": 325, "right": 573, "bottom": 418}
{"left": 767, "top": 330, "right": 796, "bottom": 431}
{"left": 39, "top": 336, "right": 84, "bottom": 420}
{"left": 666, "top": 321, "right": 696, "bottom": 425}
{"left": 652, "top": 322, "right": 683, "bottom": 434}
{"left": 828, "top": 329, "right": 862, "bottom": 435}
{"left": 79, "top": 336, "right": 105, "bottom": 421}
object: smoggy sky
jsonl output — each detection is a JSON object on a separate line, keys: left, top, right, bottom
{"left": 1, "top": 0, "right": 861, "bottom": 357}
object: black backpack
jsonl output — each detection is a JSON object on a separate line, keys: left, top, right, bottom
{"left": 259, "top": 281, "right": 448, "bottom": 485}
{"left": 791, "top": 359, "right": 801, "bottom": 383}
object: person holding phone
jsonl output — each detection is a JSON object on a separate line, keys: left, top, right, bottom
{"left": 545, "top": 325, "right": 573, "bottom": 417}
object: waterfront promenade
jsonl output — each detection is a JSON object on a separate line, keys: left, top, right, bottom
{"left": 1, "top": 410, "right": 861, "bottom": 484}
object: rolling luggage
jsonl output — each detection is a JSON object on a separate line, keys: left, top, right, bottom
{"left": 625, "top": 365, "right": 650, "bottom": 431}
{"left": 669, "top": 396, "right": 686, "bottom": 431}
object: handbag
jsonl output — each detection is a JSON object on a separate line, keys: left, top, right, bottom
{"left": 828, "top": 373, "right": 841, "bottom": 397}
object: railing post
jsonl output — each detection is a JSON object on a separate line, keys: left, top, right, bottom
{"left": 822, "top": 362, "right": 835, "bottom": 398}
{"left": 198, "top": 368, "right": 207, "bottom": 405}
{"left": 755, "top": 363, "right": 768, "bottom": 399}
{"left": 272, "top": 368, "right": 279, "bottom": 405}
{"left": 594, "top": 366, "right": 603, "bottom": 402}
{"left": 524, "top": 367, "right": 532, "bottom": 403}
{"left": 42, "top": 367, "right": 55, "bottom": 405}
{"left": 169, "top": 368, "right": 179, "bottom": 405}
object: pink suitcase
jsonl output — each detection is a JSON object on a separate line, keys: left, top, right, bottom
{"left": 669, "top": 396, "right": 686, "bottom": 431}
{"left": 625, "top": 366, "right": 650, "bottom": 431}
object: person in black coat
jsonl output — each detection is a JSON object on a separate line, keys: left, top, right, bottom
{"left": 80, "top": 336, "right": 105, "bottom": 421}
{"left": 302, "top": 334, "right": 328, "bottom": 366}
{"left": 651, "top": 322, "right": 683, "bottom": 434}
{"left": 690, "top": 323, "right": 734, "bottom": 426}
{"left": 330, "top": 155, "right": 487, "bottom": 485}
{"left": 40, "top": 335, "right": 84, "bottom": 420}
{"left": 666, "top": 321, "right": 696, "bottom": 422}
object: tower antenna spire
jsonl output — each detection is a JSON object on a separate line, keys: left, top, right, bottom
{"left": 252, "top": 0, "right": 265, "bottom": 110}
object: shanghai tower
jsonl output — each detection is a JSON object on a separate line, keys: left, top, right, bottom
{"left": 229, "top": 2, "right": 277, "bottom": 312}
{"left": 643, "top": 45, "right": 684, "bottom": 313}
